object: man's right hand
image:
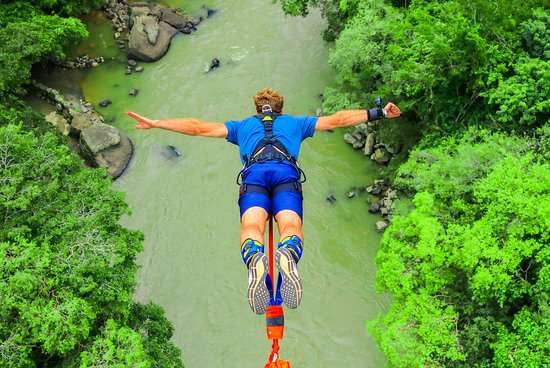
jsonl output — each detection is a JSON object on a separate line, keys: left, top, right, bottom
{"left": 127, "top": 111, "right": 158, "bottom": 129}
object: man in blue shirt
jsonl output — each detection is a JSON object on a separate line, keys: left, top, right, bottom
{"left": 127, "top": 88, "right": 401, "bottom": 314}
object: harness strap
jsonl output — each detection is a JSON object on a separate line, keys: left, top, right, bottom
{"left": 239, "top": 182, "right": 302, "bottom": 197}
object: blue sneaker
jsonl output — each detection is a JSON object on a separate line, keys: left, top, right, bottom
{"left": 275, "top": 236, "right": 303, "bottom": 309}
{"left": 241, "top": 239, "right": 270, "bottom": 314}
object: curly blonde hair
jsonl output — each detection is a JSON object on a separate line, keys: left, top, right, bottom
{"left": 253, "top": 88, "right": 284, "bottom": 113}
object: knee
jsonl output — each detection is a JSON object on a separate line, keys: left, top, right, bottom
{"left": 278, "top": 216, "right": 302, "bottom": 237}
{"left": 241, "top": 218, "right": 264, "bottom": 235}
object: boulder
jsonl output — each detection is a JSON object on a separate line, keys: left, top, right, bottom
{"left": 363, "top": 133, "right": 375, "bottom": 156}
{"left": 128, "top": 16, "right": 178, "bottom": 62}
{"left": 129, "top": 88, "right": 139, "bottom": 96}
{"left": 370, "top": 146, "right": 392, "bottom": 165}
{"left": 160, "top": 8, "right": 197, "bottom": 33}
{"left": 326, "top": 194, "right": 337, "bottom": 204}
{"left": 134, "top": 65, "right": 144, "bottom": 72}
{"left": 80, "top": 123, "right": 121, "bottom": 155}
{"left": 344, "top": 132, "right": 364, "bottom": 149}
{"left": 45, "top": 111, "right": 70, "bottom": 135}
{"left": 94, "top": 133, "right": 134, "bottom": 179}
{"left": 347, "top": 191, "right": 356, "bottom": 199}
{"left": 368, "top": 202, "right": 380, "bottom": 214}
{"left": 70, "top": 112, "right": 93, "bottom": 134}
{"left": 376, "top": 221, "right": 389, "bottom": 232}
{"left": 355, "top": 123, "right": 369, "bottom": 135}
{"left": 129, "top": 5, "right": 151, "bottom": 28}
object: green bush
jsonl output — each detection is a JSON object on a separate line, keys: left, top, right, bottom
{"left": 372, "top": 133, "right": 550, "bottom": 367}
{"left": 0, "top": 124, "right": 183, "bottom": 366}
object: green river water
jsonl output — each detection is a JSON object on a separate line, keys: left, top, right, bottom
{"left": 51, "top": 1, "right": 392, "bottom": 366}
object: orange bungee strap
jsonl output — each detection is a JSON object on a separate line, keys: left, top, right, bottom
{"left": 264, "top": 218, "right": 291, "bottom": 368}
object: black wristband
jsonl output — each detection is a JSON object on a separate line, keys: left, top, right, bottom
{"left": 367, "top": 108, "right": 384, "bottom": 121}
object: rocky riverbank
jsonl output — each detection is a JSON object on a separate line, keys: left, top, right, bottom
{"left": 103, "top": 0, "right": 201, "bottom": 62}
{"left": 32, "top": 81, "right": 133, "bottom": 179}
{"left": 344, "top": 121, "right": 403, "bottom": 166}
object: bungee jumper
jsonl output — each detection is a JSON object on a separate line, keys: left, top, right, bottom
{"left": 127, "top": 88, "right": 401, "bottom": 366}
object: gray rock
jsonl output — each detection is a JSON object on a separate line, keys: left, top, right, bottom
{"left": 326, "top": 194, "right": 337, "bottom": 204}
{"left": 128, "top": 17, "right": 178, "bottom": 62}
{"left": 371, "top": 147, "right": 392, "bottom": 165}
{"left": 70, "top": 112, "right": 94, "bottom": 134}
{"left": 128, "top": 59, "right": 137, "bottom": 67}
{"left": 368, "top": 202, "right": 380, "bottom": 214}
{"left": 45, "top": 111, "right": 70, "bottom": 135}
{"left": 380, "top": 207, "right": 389, "bottom": 216}
{"left": 363, "top": 133, "right": 375, "bottom": 156}
{"left": 129, "top": 5, "right": 151, "bottom": 28}
{"left": 80, "top": 123, "right": 121, "bottom": 155}
{"left": 376, "top": 221, "right": 389, "bottom": 232}
{"left": 160, "top": 8, "right": 197, "bottom": 32}
{"left": 134, "top": 65, "right": 144, "bottom": 72}
{"left": 164, "top": 145, "right": 182, "bottom": 158}
{"left": 99, "top": 99, "right": 112, "bottom": 107}
{"left": 129, "top": 88, "right": 139, "bottom": 96}
{"left": 94, "top": 133, "right": 134, "bottom": 179}
{"left": 344, "top": 133, "right": 358, "bottom": 146}
{"left": 125, "top": 67, "right": 133, "bottom": 75}
{"left": 347, "top": 191, "right": 356, "bottom": 199}
{"left": 355, "top": 123, "right": 368, "bottom": 135}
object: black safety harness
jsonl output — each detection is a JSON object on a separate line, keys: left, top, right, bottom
{"left": 236, "top": 105, "right": 305, "bottom": 197}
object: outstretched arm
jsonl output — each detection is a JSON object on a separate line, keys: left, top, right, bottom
{"left": 127, "top": 111, "right": 228, "bottom": 138}
{"left": 315, "top": 103, "right": 401, "bottom": 131}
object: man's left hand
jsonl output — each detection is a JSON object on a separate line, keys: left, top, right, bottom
{"left": 384, "top": 103, "right": 401, "bottom": 119}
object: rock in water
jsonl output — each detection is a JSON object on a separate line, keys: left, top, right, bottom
{"left": 128, "top": 16, "right": 178, "bottom": 62}
{"left": 80, "top": 123, "right": 120, "bottom": 155}
{"left": 206, "top": 7, "right": 218, "bottom": 17}
{"left": 134, "top": 65, "right": 144, "bottom": 72}
{"left": 347, "top": 191, "right": 356, "bottom": 199}
{"left": 370, "top": 146, "right": 392, "bottom": 165}
{"left": 376, "top": 221, "right": 389, "bottom": 232}
{"left": 326, "top": 194, "right": 337, "bottom": 204}
{"left": 368, "top": 203, "right": 381, "bottom": 214}
{"left": 165, "top": 145, "right": 182, "bottom": 158}
{"left": 99, "top": 99, "right": 112, "bottom": 107}
{"left": 128, "top": 59, "right": 137, "bottom": 67}
{"left": 363, "top": 133, "right": 375, "bottom": 156}
{"left": 129, "top": 88, "right": 139, "bottom": 97}
{"left": 80, "top": 124, "right": 133, "bottom": 179}
{"left": 207, "top": 58, "right": 221, "bottom": 72}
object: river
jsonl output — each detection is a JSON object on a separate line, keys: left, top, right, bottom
{"left": 57, "top": 0, "right": 391, "bottom": 366}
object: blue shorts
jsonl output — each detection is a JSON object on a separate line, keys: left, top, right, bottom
{"left": 238, "top": 162, "right": 303, "bottom": 219}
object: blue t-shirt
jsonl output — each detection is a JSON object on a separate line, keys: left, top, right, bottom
{"left": 224, "top": 114, "right": 318, "bottom": 164}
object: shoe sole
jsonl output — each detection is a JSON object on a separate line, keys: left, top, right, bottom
{"left": 275, "top": 248, "right": 302, "bottom": 309}
{"left": 247, "top": 253, "right": 270, "bottom": 314}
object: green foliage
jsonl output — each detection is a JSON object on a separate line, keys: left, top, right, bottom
{"left": 493, "top": 307, "right": 550, "bottom": 367}
{"left": 276, "top": 0, "right": 361, "bottom": 40}
{"left": 129, "top": 303, "right": 184, "bottom": 368}
{"left": 78, "top": 320, "right": 150, "bottom": 368}
{"left": 308, "top": 1, "right": 550, "bottom": 133}
{"left": 395, "top": 129, "right": 528, "bottom": 210}
{"left": 522, "top": 8, "right": 550, "bottom": 59}
{"left": 484, "top": 57, "right": 550, "bottom": 127}
{"left": 0, "top": 3, "right": 88, "bottom": 100}
{"left": 0, "top": 123, "right": 183, "bottom": 366}
{"left": 2, "top": 0, "right": 104, "bottom": 17}
{"left": 372, "top": 130, "right": 550, "bottom": 367}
